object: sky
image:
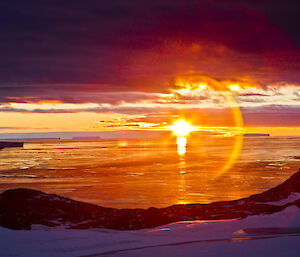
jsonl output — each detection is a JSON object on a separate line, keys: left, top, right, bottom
{"left": 0, "top": 0, "right": 299, "bottom": 135}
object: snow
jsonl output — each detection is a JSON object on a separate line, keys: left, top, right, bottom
{"left": 257, "top": 192, "right": 300, "bottom": 206}
{"left": 1, "top": 206, "right": 300, "bottom": 257}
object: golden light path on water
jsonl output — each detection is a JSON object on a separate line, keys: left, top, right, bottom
{"left": 170, "top": 91, "right": 244, "bottom": 204}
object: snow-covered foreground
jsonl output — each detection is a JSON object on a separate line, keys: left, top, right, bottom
{"left": 1, "top": 206, "right": 300, "bottom": 257}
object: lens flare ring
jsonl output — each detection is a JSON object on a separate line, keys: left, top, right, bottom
{"left": 218, "top": 93, "right": 244, "bottom": 177}
{"left": 168, "top": 90, "right": 244, "bottom": 177}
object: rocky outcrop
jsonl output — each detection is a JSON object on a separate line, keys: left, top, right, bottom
{"left": 0, "top": 168, "right": 299, "bottom": 230}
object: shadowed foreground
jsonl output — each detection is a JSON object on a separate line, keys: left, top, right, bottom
{"left": 0, "top": 169, "right": 299, "bottom": 230}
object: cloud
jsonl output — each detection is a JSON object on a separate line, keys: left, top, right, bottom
{"left": 0, "top": 127, "right": 30, "bottom": 130}
{"left": 0, "top": 0, "right": 299, "bottom": 106}
{"left": 0, "top": 127, "right": 20, "bottom": 130}
{"left": 241, "top": 105, "right": 300, "bottom": 126}
{"left": 0, "top": 105, "right": 168, "bottom": 115}
{"left": 0, "top": 89, "right": 161, "bottom": 105}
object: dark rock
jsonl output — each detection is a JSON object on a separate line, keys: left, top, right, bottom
{"left": 0, "top": 141, "right": 23, "bottom": 150}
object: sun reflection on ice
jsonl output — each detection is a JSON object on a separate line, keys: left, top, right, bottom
{"left": 177, "top": 137, "right": 187, "bottom": 155}
{"left": 177, "top": 143, "right": 187, "bottom": 205}
{"left": 176, "top": 136, "right": 188, "bottom": 204}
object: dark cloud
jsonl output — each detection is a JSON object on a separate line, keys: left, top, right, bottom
{"left": 241, "top": 105, "right": 300, "bottom": 126}
{"left": 128, "top": 105, "right": 300, "bottom": 127}
{"left": 0, "top": 87, "right": 160, "bottom": 104}
{"left": 0, "top": 126, "right": 31, "bottom": 130}
{"left": 1, "top": 102, "right": 298, "bottom": 126}
{"left": 232, "top": 0, "right": 300, "bottom": 47}
{"left": 0, "top": 105, "right": 166, "bottom": 115}
{"left": 0, "top": 0, "right": 299, "bottom": 104}
{"left": 237, "top": 93, "right": 269, "bottom": 97}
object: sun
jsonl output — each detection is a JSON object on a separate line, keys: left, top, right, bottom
{"left": 228, "top": 84, "right": 241, "bottom": 92}
{"left": 171, "top": 120, "right": 194, "bottom": 137}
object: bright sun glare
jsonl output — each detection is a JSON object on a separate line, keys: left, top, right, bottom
{"left": 228, "top": 84, "right": 241, "bottom": 92}
{"left": 171, "top": 120, "right": 194, "bottom": 137}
